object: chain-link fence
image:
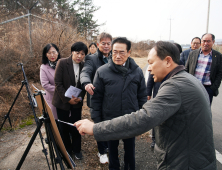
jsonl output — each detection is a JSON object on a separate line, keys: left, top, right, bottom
{"left": 0, "top": 13, "right": 87, "bottom": 86}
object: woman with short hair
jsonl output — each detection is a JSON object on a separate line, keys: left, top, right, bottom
{"left": 52, "top": 42, "right": 87, "bottom": 160}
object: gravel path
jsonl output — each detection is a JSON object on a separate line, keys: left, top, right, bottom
{"left": 0, "top": 111, "right": 157, "bottom": 170}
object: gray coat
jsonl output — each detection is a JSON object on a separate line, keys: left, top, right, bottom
{"left": 93, "top": 66, "right": 216, "bottom": 170}
{"left": 185, "top": 48, "right": 222, "bottom": 96}
{"left": 91, "top": 57, "right": 147, "bottom": 123}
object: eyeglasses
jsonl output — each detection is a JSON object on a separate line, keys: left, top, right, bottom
{"left": 113, "top": 51, "right": 126, "bottom": 56}
{"left": 192, "top": 43, "right": 200, "bottom": 45}
{"left": 201, "top": 40, "right": 212, "bottom": 43}
{"left": 100, "top": 42, "right": 111, "bottom": 46}
{"left": 47, "top": 51, "right": 58, "bottom": 55}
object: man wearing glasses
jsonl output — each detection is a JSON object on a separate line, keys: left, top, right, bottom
{"left": 90, "top": 37, "right": 147, "bottom": 170}
{"left": 186, "top": 33, "right": 222, "bottom": 104}
{"left": 180, "top": 37, "right": 201, "bottom": 65}
{"left": 80, "top": 32, "right": 112, "bottom": 164}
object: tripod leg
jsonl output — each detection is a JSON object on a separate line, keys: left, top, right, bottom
{"left": 16, "top": 119, "right": 44, "bottom": 170}
{"left": 45, "top": 122, "right": 66, "bottom": 170}
{"left": 0, "top": 83, "right": 25, "bottom": 131}
{"left": 23, "top": 82, "right": 51, "bottom": 169}
{"left": 45, "top": 123, "right": 56, "bottom": 170}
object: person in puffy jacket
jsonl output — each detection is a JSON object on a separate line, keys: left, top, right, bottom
{"left": 91, "top": 37, "right": 147, "bottom": 170}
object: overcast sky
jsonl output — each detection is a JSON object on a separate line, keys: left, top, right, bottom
{"left": 93, "top": 0, "right": 222, "bottom": 44}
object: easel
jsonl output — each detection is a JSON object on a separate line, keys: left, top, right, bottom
{"left": 0, "top": 63, "right": 50, "bottom": 168}
{"left": 15, "top": 87, "right": 75, "bottom": 170}
{"left": 0, "top": 62, "right": 37, "bottom": 130}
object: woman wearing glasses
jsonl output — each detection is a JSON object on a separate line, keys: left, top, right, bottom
{"left": 52, "top": 42, "right": 87, "bottom": 160}
{"left": 40, "top": 43, "right": 61, "bottom": 121}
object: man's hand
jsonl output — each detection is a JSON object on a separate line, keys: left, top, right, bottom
{"left": 147, "top": 96, "right": 151, "bottom": 100}
{"left": 74, "top": 119, "right": 94, "bottom": 136}
{"left": 68, "top": 96, "right": 81, "bottom": 105}
{"left": 85, "top": 83, "right": 95, "bottom": 95}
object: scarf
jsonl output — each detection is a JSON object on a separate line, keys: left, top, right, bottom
{"left": 48, "top": 60, "right": 57, "bottom": 69}
{"left": 114, "top": 58, "right": 130, "bottom": 77}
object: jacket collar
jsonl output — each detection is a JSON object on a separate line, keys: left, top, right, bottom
{"left": 95, "top": 49, "right": 112, "bottom": 62}
{"left": 163, "top": 65, "right": 185, "bottom": 82}
{"left": 200, "top": 48, "right": 212, "bottom": 56}
{"left": 108, "top": 57, "right": 138, "bottom": 74}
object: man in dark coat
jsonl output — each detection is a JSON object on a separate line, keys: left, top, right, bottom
{"left": 75, "top": 41, "right": 217, "bottom": 170}
{"left": 180, "top": 37, "right": 201, "bottom": 65}
{"left": 80, "top": 32, "right": 112, "bottom": 164}
{"left": 146, "top": 73, "right": 161, "bottom": 149}
{"left": 185, "top": 33, "right": 222, "bottom": 104}
{"left": 91, "top": 37, "right": 147, "bottom": 170}
{"left": 147, "top": 42, "right": 183, "bottom": 150}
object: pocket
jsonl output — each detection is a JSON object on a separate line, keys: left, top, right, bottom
{"left": 154, "top": 144, "right": 166, "bottom": 167}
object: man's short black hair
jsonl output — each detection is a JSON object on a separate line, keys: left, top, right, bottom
{"left": 71, "top": 42, "right": 88, "bottom": 55}
{"left": 201, "top": 33, "right": 215, "bottom": 41}
{"left": 154, "top": 41, "right": 180, "bottom": 64}
{"left": 191, "top": 37, "right": 201, "bottom": 43}
{"left": 42, "top": 43, "right": 61, "bottom": 64}
{"left": 112, "top": 37, "right": 131, "bottom": 52}
{"left": 173, "top": 43, "right": 182, "bottom": 53}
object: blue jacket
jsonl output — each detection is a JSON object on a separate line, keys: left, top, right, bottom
{"left": 180, "top": 48, "right": 192, "bottom": 66}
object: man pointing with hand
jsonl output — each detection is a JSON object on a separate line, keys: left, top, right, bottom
{"left": 80, "top": 32, "right": 112, "bottom": 164}
{"left": 76, "top": 41, "right": 216, "bottom": 170}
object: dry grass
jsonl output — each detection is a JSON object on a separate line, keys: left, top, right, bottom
{"left": 0, "top": 13, "right": 150, "bottom": 129}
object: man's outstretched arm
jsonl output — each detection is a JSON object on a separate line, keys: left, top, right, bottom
{"left": 74, "top": 119, "right": 94, "bottom": 135}
{"left": 74, "top": 81, "right": 181, "bottom": 141}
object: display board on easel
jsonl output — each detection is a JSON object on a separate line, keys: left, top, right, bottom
{"left": 32, "top": 85, "right": 75, "bottom": 169}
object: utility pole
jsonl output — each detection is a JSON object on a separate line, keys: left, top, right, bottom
{"left": 168, "top": 17, "right": 173, "bottom": 40}
{"left": 206, "top": 0, "right": 211, "bottom": 33}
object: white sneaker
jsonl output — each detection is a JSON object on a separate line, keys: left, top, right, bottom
{"left": 97, "top": 152, "right": 109, "bottom": 164}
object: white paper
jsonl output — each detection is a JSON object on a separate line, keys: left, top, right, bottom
{"left": 65, "top": 85, "right": 82, "bottom": 99}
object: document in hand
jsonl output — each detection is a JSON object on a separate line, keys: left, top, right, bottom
{"left": 65, "top": 86, "right": 82, "bottom": 99}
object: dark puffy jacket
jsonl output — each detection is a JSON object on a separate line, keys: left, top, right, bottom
{"left": 80, "top": 49, "right": 110, "bottom": 107}
{"left": 91, "top": 57, "right": 147, "bottom": 123}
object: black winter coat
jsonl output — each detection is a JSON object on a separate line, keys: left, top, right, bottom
{"left": 147, "top": 73, "right": 161, "bottom": 98}
{"left": 80, "top": 49, "right": 110, "bottom": 107}
{"left": 91, "top": 57, "right": 147, "bottom": 123}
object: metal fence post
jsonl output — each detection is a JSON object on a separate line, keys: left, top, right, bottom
{"left": 28, "top": 11, "right": 33, "bottom": 57}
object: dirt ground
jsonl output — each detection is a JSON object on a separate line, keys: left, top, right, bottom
{"left": 0, "top": 57, "right": 158, "bottom": 170}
